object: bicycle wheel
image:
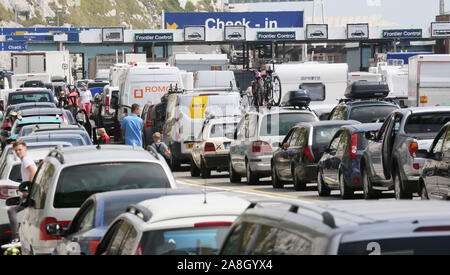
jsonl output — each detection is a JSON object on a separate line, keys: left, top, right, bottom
{"left": 271, "top": 76, "right": 282, "bottom": 106}
{"left": 255, "top": 81, "right": 264, "bottom": 107}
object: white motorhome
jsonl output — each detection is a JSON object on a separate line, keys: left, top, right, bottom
{"left": 169, "top": 54, "right": 228, "bottom": 72}
{"left": 11, "top": 73, "right": 52, "bottom": 89}
{"left": 194, "top": 71, "right": 237, "bottom": 90}
{"left": 118, "top": 65, "right": 184, "bottom": 122}
{"left": 408, "top": 54, "right": 450, "bottom": 107}
{"left": 269, "top": 62, "right": 349, "bottom": 106}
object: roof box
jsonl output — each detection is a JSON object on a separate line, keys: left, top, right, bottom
{"left": 345, "top": 81, "right": 390, "bottom": 99}
{"left": 281, "top": 89, "right": 311, "bottom": 108}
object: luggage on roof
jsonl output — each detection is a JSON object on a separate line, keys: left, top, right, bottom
{"left": 345, "top": 81, "right": 390, "bottom": 99}
{"left": 280, "top": 89, "right": 311, "bottom": 108}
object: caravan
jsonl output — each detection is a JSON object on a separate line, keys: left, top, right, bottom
{"left": 269, "top": 62, "right": 349, "bottom": 106}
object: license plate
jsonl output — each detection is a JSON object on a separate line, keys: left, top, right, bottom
{"left": 186, "top": 144, "right": 194, "bottom": 149}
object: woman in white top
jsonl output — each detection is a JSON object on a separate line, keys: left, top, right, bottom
{"left": 80, "top": 84, "right": 93, "bottom": 119}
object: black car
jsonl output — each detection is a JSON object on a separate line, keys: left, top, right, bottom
{"left": 271, "top": 120, "right": 360, "bottom": 190}
{"left": 188, "top": 32, "right": 202, "bottom": 39}
{"left": 228, "top": 32, "right": 242, "bottom": 39}
{"left": 329, "top": 82, "right": 400, "bottom": 123}
{"left": 419, "top": 122, "right": 450, "bottom": 200}
{"left": 318, "top": 123, "right": 382, "bottom": 199}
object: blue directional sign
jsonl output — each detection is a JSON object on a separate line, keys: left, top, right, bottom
{"left": 0, "top": 43, "right": 27, "bottom": 51}
{"left": 164, "top": 11, "right": 304, "bottom": 29}
{"left": 5, "top": 34, "right": 54, "bottom": 42}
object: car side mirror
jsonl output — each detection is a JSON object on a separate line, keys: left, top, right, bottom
{"left": 5, "top": 196, "right": 21, "bottom": 206}
{"left": 365, "top": 131, "right": 377, "bottom": 141}
{"left": 45, "top": 223, "right": 66, "bottom": 237}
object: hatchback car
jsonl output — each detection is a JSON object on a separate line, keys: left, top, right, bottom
{"left": 191, "top": 117, "right": 239, "bottom": 178}
{"left": 49, "top": 189, "right": 202, "bottom": 255}
{"left": 419, "top": 122, "right": 450, "bottom": 200}
{"left": 6, "top": 116, "right": 65, "bottom": 145}
{"left": 220, "top": 199, "right": 450, "bottom": 255}
{"left": 95, "top": 194, "right": 250, "bottom": 255}
{"left": 13, "top": 145, "right": 177, "bottom": 255}
{"left": 271, "top": 120, "right": 359, "bottom": 190}
{"left": 229, "top": 107, "right": 319, "bottom": 185}
{"left": 318, "top": 123, "right": 382, "bottom": 199}
{"left": 7, "top": 89, "right": 55, "bottom": 108}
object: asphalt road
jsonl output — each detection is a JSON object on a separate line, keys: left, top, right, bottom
{"left": 173, "top": 165, "right": 402, "bottom": 204}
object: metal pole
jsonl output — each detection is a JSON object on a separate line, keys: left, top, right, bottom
{"left": 440, "top": 0, "right": 445, "bottom": 15}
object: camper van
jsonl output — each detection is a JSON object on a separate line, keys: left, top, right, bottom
{"left": 269, "top": 62, "right": 349, "bottom": 106}
{"left": 194, "top": 71, "right": 237, "bottom": 90}
{"left": 117, "top": 65, "right": 184, "bottom": 123}
{"left": 408, "top": 54, "right": 450, "bottom": 107}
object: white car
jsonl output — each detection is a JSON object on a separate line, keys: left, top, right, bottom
{"left": 191, "top": 117, "right": 239, "bottom": 178}
{"left": 0, "top": 149, "right": 50, "bottom": 245}
{"left": 95, "top": 194, "right": 250, "bottom": 255}
{"left": 16, "top": 145, "right": 177, "bottom": 255}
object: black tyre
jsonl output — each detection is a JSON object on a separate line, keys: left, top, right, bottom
{"left": 201, "top": 159, "right": 211, "bottom": 179}
{"left": 170, "top": 152, "right": 181, "bottom": 171}
{"left": 362, "top": 166, "right": 380, "bottom": 200}
{"left": 317, "top": 170, "right": 331, "bottom": 197}
{"left": 246, "top": 161, "right": 259, "bottom": 185}
{"left": 272, "top": 163, "right": 284, "bottom": 189}
{"left": 293, "top": 168, "right": 307, "bottom": 191}
{"left": 394, "top": 168, "right": 412, "bottom": 200}
{"left": 339, "top": 172, "right": 354, "bottom": 200}
{"left": 190, "top": 158, "right": 200, "bottom": 177}
{"left": 420, "top": 180, "right": 429, "bottom": 200}
{"left": 229, "top": 159, "right": 242, "bottom": 183}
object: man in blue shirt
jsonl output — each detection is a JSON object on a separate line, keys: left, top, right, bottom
{"left": 121, "top": 104, "right": 144, "bottom": 147}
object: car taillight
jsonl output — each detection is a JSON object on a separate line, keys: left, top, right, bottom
{"left": 40, "top": 217, "right": 70, "bottom": 240}
{"left": 105, "top": 97, "right": 110, "bottom": 113}
{"left": 145, "top": 121, "right": 152, "bottom": 128}
{"left": 305, "top": 145, "right": 315, "bottom": 161}
{"left": 409, "top": 142, "right": 418, "bottom": 157}
{"left": 105, "top": 97, "right": 110, "bottom": 106}
{"left": 350, "top": 134, "right": 358, "bottom": 160}
{"left": 194, "top": 222, "right": 233, "bottom": 227}
{"left": 252, "top": 141, "right": 272, "bottom": 153}
{"left": 205, "top": 142, "right": 216, "bottom": 152}
{"left": 0, "top": 186, "right": 18, "bottom": 199}
{"left": 89, "top": 240, "right": 100, "bottom": 255}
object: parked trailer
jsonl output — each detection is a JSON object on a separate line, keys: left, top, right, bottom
{"left": 408, "top": 54, "right": 450, "bottom": 107}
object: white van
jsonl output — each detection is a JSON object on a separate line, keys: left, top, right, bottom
{"left": 269, "top": 62, "right": 348, "bottom": 106}
{"left": 194, "top": 71, "right": 237, "bottom": 90}
{"left": 11, "top": 73, "right": 52, "bottom": 89}
{"left": 118, "top": 65, "right": 184, "bottom": 123}
{"left": 109, "top": 63, "right": 131, "bottom": 87}
{"left": 164, "top": 91, "right": 242, "bottom": 169}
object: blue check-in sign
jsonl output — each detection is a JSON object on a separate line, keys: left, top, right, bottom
{"left": 1, "top": 43, "right": 27, "bottom": 51}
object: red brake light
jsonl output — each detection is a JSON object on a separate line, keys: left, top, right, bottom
{"left": 305, "top": 145, "right": 315, "bottom": 161}
{"left": 0, "top": 186, "right": 18, "bottom": 199}
{"left": 350, "top": 134, "right": 358, "bottom": 159}
{"left": 105, "top": 97, "right": 110, "bottom": 106}
{"left": 89, "top": 240, "right": 101, "bottom": 255}
{"left": 2, "top": 122, "right": 10, "bottom": 128}
{"left": 205, "top": 142, "right": 216, "bottom": 152}
{"left": 413, "top": 163, "right": 420, "bottom": 170}
{"left": 40, "top": 217, "right": 71, "bottom": 240}
{"left": 194, "top": 222, "right": 233, "bottom": 227}
{"left": 409, "top": 142, "right": 419, "bottom": 157}
{"left": 414, "top": 226, "right": 450, "bottom": 232}
{"left": 252, "top": 141, "right": 272, "bottom": 153}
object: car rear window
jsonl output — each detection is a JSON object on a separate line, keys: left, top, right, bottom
{"left": 349, "top": 105, "right": 398, "bottom": 123}
{"left": 404, "top": 113, "right": 450, "bottom": 134}
{"left": 54, "top": 162, "right": 171, "bottom": 208}
{"left": 313, "top": 126, "right": 343, "bottom": 147}
{"left": 210, "top": 123, "right": 237, "bottom": 139}
{"left": 139, "top": 226, "right": 231, "bottom": 255}
{"left": 9, "top": 92, "right": 51, "bottom": 105}
{"left": 338, "top": 236, "right": 450, "bottom": 255}
{"left": 260, "top": 113, "right": 317, "bottom": 136}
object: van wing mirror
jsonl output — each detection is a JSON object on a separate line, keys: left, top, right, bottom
{"left": 5, "top": 196, "right": 21, "bottom": 206}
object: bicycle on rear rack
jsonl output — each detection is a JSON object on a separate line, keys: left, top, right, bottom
{"left": 248, "top": 67, "right": 282, "bottom": 107}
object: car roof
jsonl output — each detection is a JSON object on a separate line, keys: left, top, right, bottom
{"left": 395, "top": 106, "right": 450, "bottom": 115}
{"left": 6, "top": 148, "right": 52, "bottom": 163}
{"left": 137, "top": 194, "right": 250, "bottom": 224}
{"left": 10, "top": 102, "right": 56, "bottom": 110}
{"left": 17, "top": 116, "right": 62, "bottom": 124}
{"left": 294, "top": 120, "right": 360, "bottom": 128}
{"left": 343, "top": 100, "right": 398, "bottom": 107}
{"left": 32, "top": 125, "right": 83, "bottom": 131}
{"left": 19, "top": 108, "right": 65, "bottom": 116}
{"left": 247, "top": 106, "right": 316, "bottom": 115}
{"left": 343, "top": 123, "right": 383, "bottom": 132}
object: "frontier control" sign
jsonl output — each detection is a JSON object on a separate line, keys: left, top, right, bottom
{"left": 257, "top": 31, "right": 296, "bottom": 41}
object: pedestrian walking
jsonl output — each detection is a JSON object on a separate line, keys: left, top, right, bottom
{"left": 80, "top": 84, "right": 93, "bottom": 119}
{"left": 121, "top": 103, "right": 144, "bottom": 147}
{"left": 151, "top": 132, "right": 171, "bottom": 159}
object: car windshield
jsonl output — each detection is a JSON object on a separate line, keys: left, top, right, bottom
{"left": 54, "top": 162, "right": 171, "bottom": 208}
{"left": 349, "top": 105, "right": 398, "bottom": 123}
{"left": 9, "top": 92, "right": 51, "bottom": 105}
{"left": 404, "top": 113, "right": 450, "bottom": 134}
{"left": 338, "top": 236, "right": 450, "bottom": 255}
{"left": 139, "top": 226, "right": 231, "bottom": 255}
{"left": 210, "top": 123, "right": 237, "bottom": 139}
{"left": 260, "top": 113, "right": 317, "bottom": 137}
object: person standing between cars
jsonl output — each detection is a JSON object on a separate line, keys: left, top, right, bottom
{"left": 151, "top": 132, "right": 171, "bottom": 159}
{"left": 121, "top": 104, "right": 144, "bottom": 147}
{"left": 80, "top": 84, "right": 93, "bottom": 119}
{"left": 58, "top": 91, "right": 69, "bottom": 108}
{"left": 1, "top": 142, "right": 37, "bottom": 249}
{"left": 97, "top": 128, "right": 111, "bottom": 144}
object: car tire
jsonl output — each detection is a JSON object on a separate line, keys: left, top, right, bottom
{"left": 339, "top": 172, "right": 354, "bottom": 200}
{"left": 317, "top": 170, "right": 331, "bottom": 197}
{"left": 419, "top": 180, "right": 429, "bottom": 200}
{"left": 229, "top": 159, "right": 242, "bottom": 184}
{"left": 293, "top": 167, "right": 307, "bottom": 191}
{"left": 393, "top": 167, "right": 413, "bottom": 200}
{"left": 362, "top": 166, "right": 380, "bottom": 200}
{"left": 190, "top": 158, "right": 200, "bottom": 177}
{"left": 201, "top": 159, "right": 211, "bottom": 179}
{"left": 246, "top": 161, "right": 259, "bottom": 185}
{"left": 272, "top": 163, "right": 284, "bottom": 189}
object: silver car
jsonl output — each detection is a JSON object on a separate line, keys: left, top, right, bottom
{"left": 228, "top": 107, "right": 319, "bottom": 184}
{"left": 361, "top": 107, "right": 450, "bottom": 200}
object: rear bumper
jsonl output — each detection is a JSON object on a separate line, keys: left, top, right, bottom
{"left": 248, "top": 155, "right": 272, "bottom": 177}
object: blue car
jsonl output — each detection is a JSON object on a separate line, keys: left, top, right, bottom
{"left": 318, "top": 123, "right": 382, "bottom": 199}
{"left": 49, "top": 189, "right": 201, "bottom": 255}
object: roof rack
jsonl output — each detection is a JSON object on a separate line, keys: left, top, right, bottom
{"left": 48, "top": 145, "right": 65, "bottom": 164}
{"left": 126, "top": 204, "right": 152, "bottom": 222}
{"left": 247, "top": 200, "right": 337, "bottom": 229}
